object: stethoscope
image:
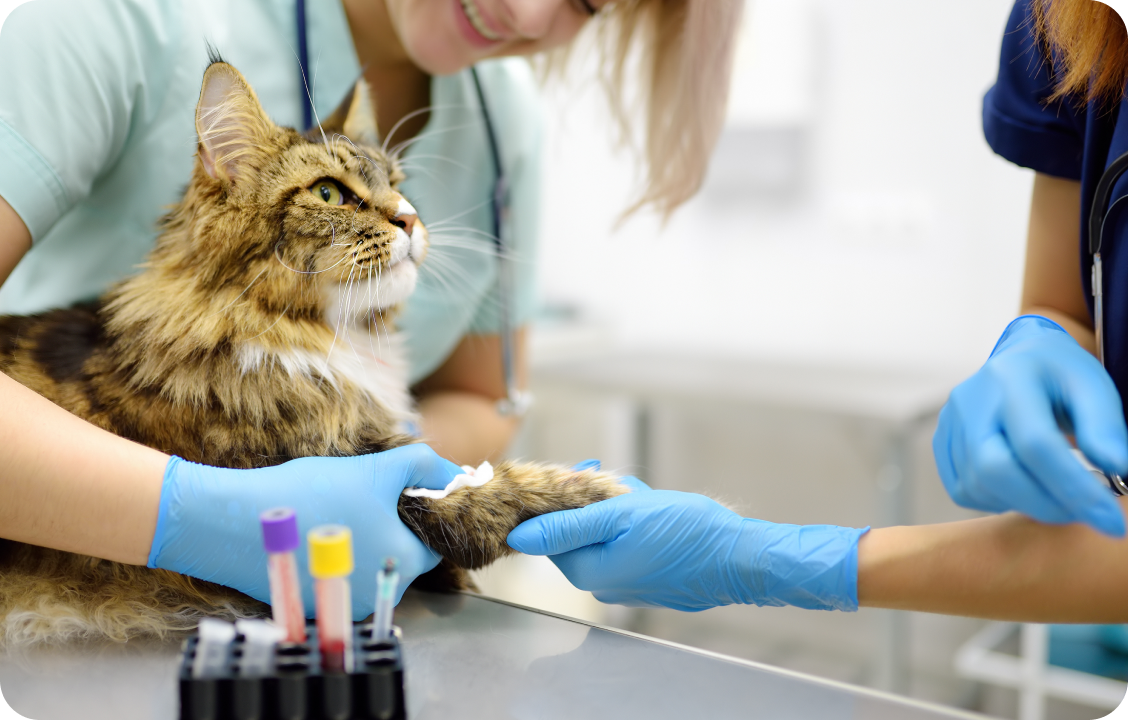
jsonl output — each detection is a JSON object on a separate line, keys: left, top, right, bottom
{"left": 296, "top": 1, "right": 530, "bottom": 418}
{"left": 1085, "top": 150, "right": 1128, "bottom": 495}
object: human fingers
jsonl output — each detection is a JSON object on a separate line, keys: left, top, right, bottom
{"left": 507, "top": 500, "right": 629, "bottom": 555}
{"left": 1001, "top": 371, "right": 1126, "bottom": 536}
{"left": 933, "top": 373, "right": 1006, "bottom": 511}
{"left": 968, "top": 432, "right": 1082, "bottom": 523}
{"left": 547, "top": 545, "right": 613, "bottom": 593}
{"left": 374, "top": 444, "right": 463, "bottom": 492}
{"left": 1062, "top": 360, "right": 1128, "bottom": 479}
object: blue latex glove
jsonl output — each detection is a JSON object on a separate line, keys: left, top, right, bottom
{"left": 148, "top": 444, "right": 462, "bottom": 620}
{"left": 933, "top": 315, "right": 1128, "bottom": 537}
{"left": 508, "top": 479, "right": 867, "bottom": 612}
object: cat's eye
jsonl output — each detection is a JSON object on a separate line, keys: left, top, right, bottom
{"left": 310, "top": 180, "right": 344, "bottom": 206}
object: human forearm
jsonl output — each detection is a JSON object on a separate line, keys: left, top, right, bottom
{"left": 417, "top": 390, "right": 518, "bottom": 466}
{"left": 0, "top": 371, "right": 168, "bottom": 564}
{"left": 858, "top": 498, "right": 1128, "bottom": 622}
{"left": 413, "top": 330, "right": 527, "bottom": 466}
{"left": 1019, "top": 174, "right": 1094, "bottom": 352}
{"left": 1020, "top": 306, "right": 1096, "bottom": 354}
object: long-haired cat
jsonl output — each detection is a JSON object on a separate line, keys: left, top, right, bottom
{"left": 0, "top": 59, "right": 626, "bottom": 646}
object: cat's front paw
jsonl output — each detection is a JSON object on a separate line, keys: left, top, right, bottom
{"left": 397, "top": 462, "right": 628, "bottom": 571}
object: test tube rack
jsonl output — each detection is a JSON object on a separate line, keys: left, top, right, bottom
{"left": 178, "top": 623, "right": 405, "bottom": 720}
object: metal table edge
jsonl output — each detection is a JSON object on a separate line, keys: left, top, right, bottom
{"left": 458, "top": 592, "right": 989, "bottom": 720}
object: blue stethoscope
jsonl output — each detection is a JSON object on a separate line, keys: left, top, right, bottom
{"left": 1086, "top": 150, "right": 1128, "bottom": 495}
{"left": 296, "top": 1, "right": 530, "bottom": 417}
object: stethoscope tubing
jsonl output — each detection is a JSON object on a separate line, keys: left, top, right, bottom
{"left": 1086, "top": 150, "right": 1128, "bottom": 495}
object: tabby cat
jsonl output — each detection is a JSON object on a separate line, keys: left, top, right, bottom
{"left": 0, "top": 60, "right": 626, "bottom": 645}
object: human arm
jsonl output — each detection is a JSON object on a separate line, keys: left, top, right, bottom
{"left": 1019, "top": 174, "right": 1093, "bottom": 349}
{"left": 932, "top": 173, "right": 1128, "bottom": 537}
{"left": 509, "top": 484, "right": 1128, "bottom": 622}
{"left": 0, "top": 196, "right": 169, "bottom": 565}
{"left": 857, "top": 496, "right": 1128, "bottom": 622}
{"left": 413, "top": 328, "right": 527, "bottom": 466}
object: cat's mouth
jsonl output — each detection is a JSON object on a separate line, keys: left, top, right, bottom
{"left": 320, "top": 221, "right": 426, "bottom": 325}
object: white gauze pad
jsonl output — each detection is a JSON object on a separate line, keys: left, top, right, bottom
{"left": 403, "top": 461, "right": 494, "bottom": 500}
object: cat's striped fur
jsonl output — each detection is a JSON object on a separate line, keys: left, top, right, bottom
{"left": 0, "top": 60, "right": 626, "bottom": 645}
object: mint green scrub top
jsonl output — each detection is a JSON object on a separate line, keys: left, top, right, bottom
{"left": 0, "top": 0, "right": 542, "bottom": 383}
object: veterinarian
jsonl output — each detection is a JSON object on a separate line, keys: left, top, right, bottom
{"left": 509, "top": 0, "right": 1128, "bottom": 622}
{"left": 0, "top": 0, "right": 741, "bottom": 619}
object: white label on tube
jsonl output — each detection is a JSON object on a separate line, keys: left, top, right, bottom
{"left": 236, "top": 619, "right": 286, "bottom": 678}
{"left": 193, "top": 619, "right": 236, "bottom": 679}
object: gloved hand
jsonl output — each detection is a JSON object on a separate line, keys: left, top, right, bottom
{"left": 508, "top": 479, "right": 866, "bottom": 612}
{"left": 934, "top": 315, "right": 1128, "bottom": 537}
{"left": 148, "top": 444, "right": 462, "bottom": 620}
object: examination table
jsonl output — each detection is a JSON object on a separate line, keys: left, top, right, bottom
{"left": 0, "top": 590, "right": 985, "bottom": 719}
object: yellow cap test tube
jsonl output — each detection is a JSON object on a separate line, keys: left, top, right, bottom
{"left": 309, "top": 525, "right": 354, "bottom": 672}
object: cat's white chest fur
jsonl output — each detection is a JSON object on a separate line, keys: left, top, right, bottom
{"left": 236, "top": 326, "right": 417, "bottom": 429}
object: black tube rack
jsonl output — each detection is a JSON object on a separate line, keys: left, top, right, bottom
{"left": 177, "top": 623, "right": 405, "bottom": 720}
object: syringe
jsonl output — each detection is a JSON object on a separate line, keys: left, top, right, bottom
{"left": 192, "top": 618, "right": 236, "bottom": 679}
{"left": 309, "top": 525, "right": 354, "bottom": 673}
{"left": 373, "top": 557, "right": 399, "bottom": 641}
{"left": 260, "top": 507, "right": 306, "bottom": 643}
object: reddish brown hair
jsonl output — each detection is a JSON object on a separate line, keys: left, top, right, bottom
{"left": 1034, "top": 0, "right": 1128, "bottom": 102}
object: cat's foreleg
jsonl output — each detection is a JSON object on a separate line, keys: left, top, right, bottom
{"left": 396, "top": 462, "right": 629, "bottom": 577}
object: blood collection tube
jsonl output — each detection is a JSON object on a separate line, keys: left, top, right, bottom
{"left": 192, "top": 618, "right": 236, "bottom": 679}
{"left": 235, "top": 619, "right": 286, "bottom": 678}
{"left": 309, "top": 525, "right": 355, "bottom": 673}
{"left": 260, "top": 507, "right": 307, "bottom": 644}
{"left": 373, "top": 557, "right": 399, "bottom": 641}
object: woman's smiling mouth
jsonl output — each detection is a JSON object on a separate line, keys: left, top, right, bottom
{"left": 458, "top": 0, "right": 503, "bottom": 42}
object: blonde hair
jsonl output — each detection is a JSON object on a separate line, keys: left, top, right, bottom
{"left": 1033, "top": 0, "right": 1128, "bottom": 103}
{"left": 549, "top": 0, "right": 745, "bottom": 218}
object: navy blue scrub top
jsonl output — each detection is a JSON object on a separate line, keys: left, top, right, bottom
{"left": 985, "top": 0, "right": 1128, "bottom": 413}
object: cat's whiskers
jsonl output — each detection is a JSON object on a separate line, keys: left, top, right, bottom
{"left": 273, "top": 223, "right": 351, "bottom": 275}
{"left": 293, "top": 46, "right": 331, "bottom": 153}
{"left": 379, "top": 104, "right": 477, "bottom": 156}
{"left": 336, "top": 136, "right": 392, "bottom": 187}
{"left": 417, "top": 249, "right": 477, "bottom": 287}
{"left": 426, "top": 230, "right": 509, "bottom": 252}
{"left": 387, "top": 164, "right": 444, "bottom": 187}
{"left": 357, "top": 262, "right": 381, "bottom": 360}
{"left": 326, "top": 259, "right": 358, "bottom": 364}
{"left": 247, "top": 301, "right": 291, "bottom": 341}
{"left": 418, "top": 198, "right": 493, "bottom": 230}
{"left": 387, "top": 120, "right": 481, "bottom": 159}
{"left": 392, "top": 153, "right": 475, "bottom": 174}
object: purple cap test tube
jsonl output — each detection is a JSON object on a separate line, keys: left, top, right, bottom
{"left": 260, "top": 508, "right": 306, "bottom": 643}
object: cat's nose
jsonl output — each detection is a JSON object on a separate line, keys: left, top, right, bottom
{"left": 392, "top": 198, "right": 417, "bottom": 237}
{"left": 392, "top": 212, "right": 416, "bottom": 238}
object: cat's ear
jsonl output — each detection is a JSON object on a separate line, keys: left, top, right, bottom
{"left": 195, "top": 62, "right": 276, "bottom": 182}
{"left": 320, "top": 81, "right": 380, "bottom": 146}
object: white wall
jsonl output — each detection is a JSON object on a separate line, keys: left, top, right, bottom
{"left": 535, "top": 0, "right": 1031, "bottom": 377}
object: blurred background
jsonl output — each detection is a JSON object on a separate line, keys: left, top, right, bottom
{"left": 475, "top": 0, "right": 1128, "bottom": 718}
